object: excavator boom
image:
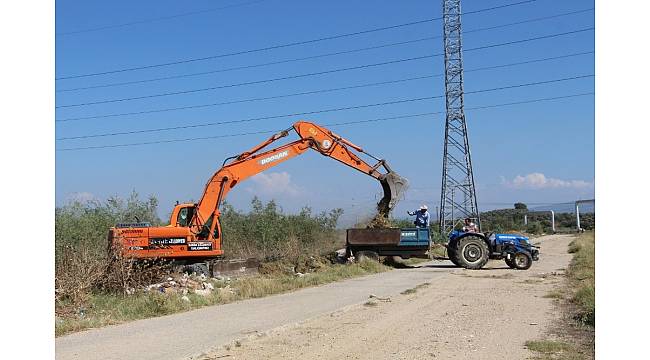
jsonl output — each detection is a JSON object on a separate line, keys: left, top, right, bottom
{"left": 109, "top": 120, "right": 407, "bottom": 260}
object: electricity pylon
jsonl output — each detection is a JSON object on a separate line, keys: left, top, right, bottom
{"left": 439, "top": 0, "right": 480, "bottom": 234}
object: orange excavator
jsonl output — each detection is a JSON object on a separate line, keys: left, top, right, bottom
{"left": 108, "top": 121, "right": 407, "bottom": 272}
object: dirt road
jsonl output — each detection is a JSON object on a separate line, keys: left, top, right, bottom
{"left": 199, "top": 234, "right": 573, "bottom": 360}
{"left": 56, "top": 234, "right": 573, "bottom": 360}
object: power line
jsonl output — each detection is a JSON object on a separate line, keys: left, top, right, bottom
{"left": 56, "top": 36, "right": 437, "bottom": 93}
{"left": 57, "top": 115, "right": 432, "bottom": 152}
{"left": 56, "top": 91, "right": 594, "bottom": 151}
{"left": 57, "top": 0, "right": 270, "bottom": 36}
{"left": 55, "top": 54, "right": 434, "bottom": 108}
{"left": 56, "top": 50, "right": 594, "bottom": 122}
{"left": 55, "top": 0, "right": 537, "bottom": 80}
{"left": 56, "top": 7, "right": 593, "bottom": 93}
{"left": 56, "top": 74, "right": 594, "bottom": 141}
{"left": 463, "top": 7, "right": 592, "bottom": 35}
{"left": 401, "top": 199, "right": 578, "bottom": 206}
{"left": 56, "top": 75, "right": 436, "bottom": 122}
{"left": 55, "top": 27, "right": 594, "bottom": 109}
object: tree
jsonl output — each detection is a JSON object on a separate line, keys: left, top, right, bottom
{"left": 514, "top": 202, "right": 528, "bottom": 210}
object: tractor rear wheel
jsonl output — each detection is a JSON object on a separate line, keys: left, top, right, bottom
{"left": 513, "top": 252, "right": 533, "bottom": 270}
{"left": 446, "top": 239, "right": 460, "bottom": 267}
{"left": 453, "top": 235, "right": 490, "bottom": 270}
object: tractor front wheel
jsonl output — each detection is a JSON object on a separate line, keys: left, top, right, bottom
{"left": 513, "top": 252, "right": 533, "bottom": 270}
{"left": 505, "top": 256, "right": 517, "bottom": 269}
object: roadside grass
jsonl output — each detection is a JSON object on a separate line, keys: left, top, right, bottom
{"left": 400, "top": 288, "right": 417, "bottom": 295}
{"left": 521, "top": 278, "right": 544, "bottom": 284}
{"left": 458, "top": 272, "right": 514, "bottom": 280}
{"left": 400, "top": 257, "right": 430, "bottom": 266}
{"left": 527, "top": 231, "right": 595, "bottom": 360}
{"left": 525, "top": 340, "right": 582, "bottom": 360}
{"left": 429, "top": 244, "right": 447, "bottom": 259}
{"left": 56, "top": 259, "right": 388, "bottom": 336}
{"left": 400, "top": 282, "right": 430, "bottom": 295}
{"left": 543, "top": 289, "right": 564, "bottom": 299}
{"left": 567, "top": 232, "right": 595, "bottom": 326}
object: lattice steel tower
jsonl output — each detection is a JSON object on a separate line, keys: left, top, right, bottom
{"left": 439, "top": 0, "right": 480, "bottom": 234}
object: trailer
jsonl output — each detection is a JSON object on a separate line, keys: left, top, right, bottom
{"left": 345, "top": 227, "right": 539, "bottom": 271}
{"left": 346, "top": 227, "right": 431, "bottom": 260}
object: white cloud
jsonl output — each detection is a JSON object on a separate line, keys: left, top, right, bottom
{"left": 502, "top": 172, "right": 593, "bottom": 189}
{"left": 246, "top": 172, "right": 302, "bottom": 197}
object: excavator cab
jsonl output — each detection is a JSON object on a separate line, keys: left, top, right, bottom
{"left": 169, "top": 203, "right": 219, "bottom": 240}
{"left": 169, "top": 203, "right": 196, "bottom": 227}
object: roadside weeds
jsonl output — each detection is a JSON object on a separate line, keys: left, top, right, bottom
{"left": 400, "top": 282, "right": 430, "bottom": 295}
{"left": 527, "top": 231, "right": 595, "bottom": 360}
{"left": 56, "top": 258, "right": 389, "bottom": 336}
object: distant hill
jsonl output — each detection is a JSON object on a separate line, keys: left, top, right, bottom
{"left": 480, "top": 204, "right": 594, "bottom": 234}
{"left": 529, "top": 202, "right": 595, "bottom": 214}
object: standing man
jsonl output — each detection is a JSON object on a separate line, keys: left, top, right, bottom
{"left": 408, "top": 205, "right": 430, "bottom": 228}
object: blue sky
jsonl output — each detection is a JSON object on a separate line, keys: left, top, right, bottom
{"left": 55, "top": 0, "right": 595, "bottom": 225}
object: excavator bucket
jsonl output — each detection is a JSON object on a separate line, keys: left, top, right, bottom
{"left": 378, "top": 171, "right": 409, "bottom": 216}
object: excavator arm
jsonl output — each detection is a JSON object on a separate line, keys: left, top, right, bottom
{"left": 191, "top": 121, "right": 407, "bottom": 239}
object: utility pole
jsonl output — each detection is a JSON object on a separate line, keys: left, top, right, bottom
{"left": 439, "top": 0, "right": 480, "bottom": 235}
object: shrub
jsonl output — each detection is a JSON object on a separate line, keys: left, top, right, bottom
{"left": 220, "top": 197, "right": 344, "bottom": 259}
{"left": 55, "top": 191, "right": 161, "bottom": 260}
{"left": 56, "top": 192, "right": 166, "bottom": 304}
{"left": 514, "top": 202, "right": 528, "bottom": 210}
{"left": 568, "top": 232, "right": 595, "bottom": 327}
{"left": 526, "top": 221, "right": 544, "bottom": 235}
{"left": 55, "top": 194, "right": 346, "bottom": 304}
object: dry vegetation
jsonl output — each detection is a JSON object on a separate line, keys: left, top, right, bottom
{"left": 567, "top": 232, "right": 595, "bottom": 326}
{"left": 55, "top": 193, "right": 392, "bottom": 336}
{"left": 526, "top": 340, "right": 582, "bottom": 360}
{"left": 527, "top": 231, "right": 595, "bottom": 360}
{"left": 56, "top": 258, "right": 388, "bottom": 336}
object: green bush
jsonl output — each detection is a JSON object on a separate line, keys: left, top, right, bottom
{"left": 55, "top": 193, "right": 347, "bottom": 309}
{"left": 480, "top": 206, "right": 594, "bottom": 233}
{"left": 514, "top": 202, "right": 528, "bottom": 210}
{"left": 480, "top": 208, "right": 526, "bottom": 232}
{"left": 220, "top": 197, "right": 344, "bottom": 259}
{"left": 526, "top": 221, "right": 544, "bottom": 235}
{"left": 55, "top": 191, "right": 161, "bottom": 260}
{"left": 55, "top": 192, "right": 166, "bottom": 303}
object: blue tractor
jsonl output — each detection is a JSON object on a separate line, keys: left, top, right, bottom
{"left": 447, "top": 230, "right": 539, "bottom": 270}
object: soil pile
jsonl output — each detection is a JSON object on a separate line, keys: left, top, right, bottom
{"left": 367, "top": 197, "right": 395, "bottom": 229}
